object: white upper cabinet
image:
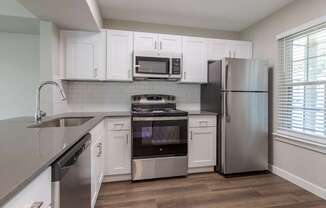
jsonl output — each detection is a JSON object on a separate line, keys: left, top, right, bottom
{"left": 107, "top": 30, "right": 133, "bottom": 81}
{"left": 228, "top": 40, "right": 252, "bottom": 59}
{"left": 134, "top": 32, "right": 182, "bottom": 53}
{"left": 181, "top": 36, "right": 208, "bottom": 83}
{"left": 134, "top": 32, "right": 158, "bottom": 51}
{"left": 208, "top": 39, "right": 229, "bottom": 60}
{"left": 208, "top": 39, "right": 252, "bottom": 60}
{"left": 158, "top": 34, "right": 182, "bottom": 53}
{"left": 61, "top": 30, "right": 106, "bottom": 80}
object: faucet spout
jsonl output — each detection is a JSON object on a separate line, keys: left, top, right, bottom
{"left": 35, "top": 81, "right": 66, "bottom": 123}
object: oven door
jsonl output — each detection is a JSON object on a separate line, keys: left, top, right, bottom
{"left": 132, "top": 116, "right": 188, "bottom": 158}
{"left": 134, "top": 56, "right": 170, "bottom": 78}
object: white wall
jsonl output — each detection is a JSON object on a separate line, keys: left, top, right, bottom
{"left": 0, "top": 32, "right": 39, "bottom": 119}
{"left": 104, "top": 19, "right": 240, "bottom": 40}
{"left": 240, "top": 0, "right": 326, "bottom": 199}
{"left": 54, "top": 81, "right": 200, "bottom": 113}
{"left": 39, "top": 21, "right": 62, "bottom": 116}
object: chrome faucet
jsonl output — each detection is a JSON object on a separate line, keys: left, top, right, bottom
{"left": 35, "top": 81, "right": 66, "bottom": 123}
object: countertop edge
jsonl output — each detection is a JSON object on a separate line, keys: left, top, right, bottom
{"left": 0, "top": 110, "right": 217, "bottom": 206}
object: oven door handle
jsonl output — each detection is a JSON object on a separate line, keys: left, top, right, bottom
{"left": 132, "top": 116, "right": 188, "bottom": 121}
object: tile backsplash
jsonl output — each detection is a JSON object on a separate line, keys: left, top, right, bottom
{"left": 54, "top": 81, "right": 201, "bottom": 113}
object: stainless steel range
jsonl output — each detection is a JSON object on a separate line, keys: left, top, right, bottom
{"left": 131, "top": 94, "right": 188, "bottom": 181}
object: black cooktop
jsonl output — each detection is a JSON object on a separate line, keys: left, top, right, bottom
{"left": 131, "top": 94, "right": 188, "bottom": 117}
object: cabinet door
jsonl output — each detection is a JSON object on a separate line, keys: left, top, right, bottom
{"left": 63, "top": 31, "right": 106, "bottom": 80}
{"left": 181, "top": 37, "right": 208, "bottom": 83}
{"left": 106, "top": 130, "right": 131, "bottom": 175}
{"left": 91, "top": 142, "right": 99, "bottom": 208}
{"left": 97, "top": 135, "right": 105, "bottom": 188}
{"left": 188, "top": 127, "right": 216, "bottom": 168}
{"left": 107, "top": 30, "right": 133, "bottom": 81}
{"left": 207, "top": 39, "right": 229, "bottom": 60}
{"left": 3, "top": 168, "right": 51, "bottom": 208}
{"left": 228, "top": 41, "right": 252, "bottom": 59}
{"left": 158, "top": 34, "right": 182, "bottom": 53}
{"left": 134, "top": 32, "right": 158, "bottom": 51}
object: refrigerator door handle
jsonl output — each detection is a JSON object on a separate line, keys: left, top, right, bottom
{"left": 225, "top": 64, "right": 229, "bottom": 90}
{"left": 225, "top": 92, "right": 231, "bottom": 122}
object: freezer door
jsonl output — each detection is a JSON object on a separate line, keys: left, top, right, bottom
{"left": 221, "top": 91, "right": 268, "bottom": 174}
{"left": 222, "top": 58, "right": 268, "bottom": 92}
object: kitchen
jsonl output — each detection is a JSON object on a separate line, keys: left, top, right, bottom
{"left": 1, "top": 0, "right": 326, "bottom": 208}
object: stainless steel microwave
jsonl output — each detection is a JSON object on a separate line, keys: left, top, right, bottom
{"left": 133, "top": 51, "right": 182, "bottom": 80}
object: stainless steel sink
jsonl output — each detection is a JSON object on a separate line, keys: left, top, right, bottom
{"left": 28, "top": 117, "right": 93, "bottom": 128}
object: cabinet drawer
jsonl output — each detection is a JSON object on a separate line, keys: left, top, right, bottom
{"left": 189, "top": 115, "right": 216, "bottom": 128}
{"left": 107, "top": 117, "right": 131, "bottom": 131}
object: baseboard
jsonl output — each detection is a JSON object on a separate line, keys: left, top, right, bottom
{"left": 103, "top": 174, "right": 131, "bottom": 183}
{"left": 269, "top": 165, "right": 326, "bottom": 200}
{"left": 102, "top": 167, "right": 215, "bottom": 183}
{"left": 188, "top": 166, "right": 214, "bottom": 174}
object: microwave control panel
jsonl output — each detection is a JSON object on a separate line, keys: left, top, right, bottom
{"left": 171, "top": 58, "right": 181, "bottom": 75}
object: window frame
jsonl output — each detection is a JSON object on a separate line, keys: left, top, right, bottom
{"left": 277, "top": 24, "right": 326, "bottom": 143}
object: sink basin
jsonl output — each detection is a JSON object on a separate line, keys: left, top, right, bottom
{"left": 28, "top": 117, "right": 94, "bottom": 128}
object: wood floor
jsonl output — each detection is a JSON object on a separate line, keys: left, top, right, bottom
{"left": 96, "top": 173, "right": 326, "bottom": 208}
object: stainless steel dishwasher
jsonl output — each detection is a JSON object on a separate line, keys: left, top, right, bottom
{"left": 52, "top": 134, "right": 91, "bottom": 208}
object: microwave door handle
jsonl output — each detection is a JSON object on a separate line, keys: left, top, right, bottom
{"left": 169, "top": 59, "right": 172, "bottom": 76}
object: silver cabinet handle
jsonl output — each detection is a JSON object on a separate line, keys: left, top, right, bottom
{"left": 114, "top": 123, "right": 124, "bottom": 126}
{"left": 190, "top": 130, "right": 192, "bottom": 140}
{"left": 31, "top": 202, "right": 43, "bottom": 208}
{"left": 193, "top": 131, "right": 211, "bottom": 136}
{"left": 160, "top": 41, "right": 162, "bottom": 50}
{"left": 199, "top": 121, "right": 208, "bottom": 126}
{"left": 97, "top": 142, "right": 102, "bottom": 157}
{"left": 154, "top": 41, "right": 157, "bottom": 50}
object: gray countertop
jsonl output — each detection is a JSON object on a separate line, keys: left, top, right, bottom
{"left": 187, "top": 111, "right": 218, "bottom": 116}
{"left": 0, "top": 110, "right": 216, "bottom": 206}
{"left": 0, "top": 111, "right": 130, "bottom": 207}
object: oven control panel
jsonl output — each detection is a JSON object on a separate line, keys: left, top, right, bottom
{"left": 132, "top": 94, "right": 176, "bottom": 104}
{"left": 171, "top": 58, "right": 181, "bottom": 75}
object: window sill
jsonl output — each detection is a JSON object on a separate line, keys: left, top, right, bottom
{"left": 273, "top": 132, "right": 326, "bottom": 154}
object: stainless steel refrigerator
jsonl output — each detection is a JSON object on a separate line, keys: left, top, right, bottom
{"left": 201, "top": 58, "right": 269, "bottom": 175}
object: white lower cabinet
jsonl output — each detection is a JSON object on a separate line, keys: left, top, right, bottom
{"left": 105, "top": 118, "right": 131, "bottom": 176}
{"left": 188, "top": 115, "right": 217, "bottom": 170}
{"left": 3, "top": 167, "right": 51, "bottom": 208}
{"left": 90, "top": 121, "right": 105, "bottom": 208}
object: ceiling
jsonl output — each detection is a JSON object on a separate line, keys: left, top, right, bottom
{"left": 98, "top": 0, "right": 294, "bottom": 31}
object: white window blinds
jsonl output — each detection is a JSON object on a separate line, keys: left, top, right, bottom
{"left": 278, "top": 24, "right": 326, "bottom": 139}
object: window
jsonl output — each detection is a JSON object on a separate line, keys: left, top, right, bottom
{"left": 278, "top": 24, "right": 326, "bottom": 139}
